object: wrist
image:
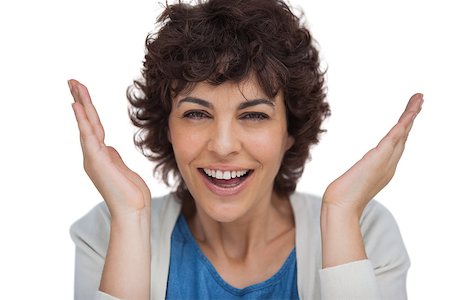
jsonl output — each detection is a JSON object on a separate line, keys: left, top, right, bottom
{"left": 109, "top": 214, "right": 151, "bottom": 249}
{"left": 321, "top": 199, "right": 363, "bottom": 220}
{"left": 320, "top": 203, "right": 367, "bottom": 268}
{"left": 101, "top": 210, "right": 151, "bottom": 299}
{"left": 110, "top": 207, "right": 151, "bottom": 229}
{"left": 320, "top": 203, "right": 361, "bottom": 238}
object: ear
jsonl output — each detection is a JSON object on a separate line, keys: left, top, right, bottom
{"left": 167, "top": 127, "right": 172, "bottom": 143}
{"left": 285, "top": 135, "right": 294, "bottom": 152}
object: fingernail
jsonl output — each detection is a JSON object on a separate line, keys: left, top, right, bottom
{"left": 67, "top": 80, "right": 72, "bottom": 93}
{"left": 72, "top": 83, "right": 79, "bottom": 96}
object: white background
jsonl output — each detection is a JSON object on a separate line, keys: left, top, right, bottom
{"left": 0, "top": 0, "right": 448, "bottom": 298}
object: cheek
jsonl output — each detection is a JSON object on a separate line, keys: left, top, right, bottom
{"left": 244, "top": 127, "right": 289, "bottom": 164}
{"left": 169, "top": 122, "right": 206, "bottom": 164}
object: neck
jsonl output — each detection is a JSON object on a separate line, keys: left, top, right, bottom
{"left": 187, "top": 192, "right": 294, "bottom": 261}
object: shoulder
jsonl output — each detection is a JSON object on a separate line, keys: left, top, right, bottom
{"left": 289, "top": 192, "right": 322, "bottom": 225}
{"left": 360, "top": 200, "right": 410, "bottom": 275}
{"left": 290, "top": 192, "right": 322, "bottom": 210}
{"left": 290, "top": 192, "right": 409, "bottom": 298}
{"left": 70, "top": 193, "right": 181, "bottom": 255}
{"left": 70, "top": 201, "right": 111, "bottom": 259}
{"left": 290, "top": 191, "right": 410, "bottom": 272}
{"left": 290, "top": 192, "right": 408, "bottom": 247}
{"left": 151, "top": 193, "right": 182, "bottom": 230}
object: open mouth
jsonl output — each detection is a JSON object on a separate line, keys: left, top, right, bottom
{"left": 199, "top": 168, "right": 253, "bottom": 188}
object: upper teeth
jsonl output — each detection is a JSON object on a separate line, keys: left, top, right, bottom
{"left": 203, "top": 168, "right": 249, "bottom": 180}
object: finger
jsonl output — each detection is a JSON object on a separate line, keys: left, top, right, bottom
{"left": 72, "top": 101, "right": 102, "bottom": 155}
{"left": 396, "top": 93, "right": 424, "bottom": 142}
{"left": 107, "top": 147, "right": 140, "bottom": 181}
{"left": 375, "top": 96, "right": 423, "bottom": 172}
{"left": 381, "top": 93, "right": 423, "bottom": 145}
{"left": 68, "top": 79, "right": 105, "bottom": 143}
{"left": 107, "top": 146, "right": 129, "bottom": 172}
{"left": 107, "top": 147, "right": 152, "bottom": 205}
{"left": 398, "top": 93, "right": 424, "bottom": 123}
{"left": 69, "top": 80, "right": 105, "bottom": 142}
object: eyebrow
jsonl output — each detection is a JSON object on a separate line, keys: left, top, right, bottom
{"left": 238, "top": 98, "right": 275, "bottom": 110}
{"left": 177, "top": 97, "right": 275, "bottom": 109}
{"left": 177, "top": 97, "right": 212, "bottom": 108}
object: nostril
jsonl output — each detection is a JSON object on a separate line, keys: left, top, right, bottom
{"left": 207, "top": 130, "right": 242, "bottom": 156}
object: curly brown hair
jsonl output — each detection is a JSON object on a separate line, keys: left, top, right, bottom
{"left": 128, "top": 0, "right": 330, "bottom": 203}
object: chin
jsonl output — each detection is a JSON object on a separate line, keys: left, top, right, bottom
{"left": 199, "top": 199, "right": 251, "bottom": 223}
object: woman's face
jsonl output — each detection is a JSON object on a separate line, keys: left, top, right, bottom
{"left": 168, "top": 77, "right": 294, "bottom": 222}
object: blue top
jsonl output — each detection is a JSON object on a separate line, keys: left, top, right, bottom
{"left": 166, "top": 214, "right": 300, "bottom": 299}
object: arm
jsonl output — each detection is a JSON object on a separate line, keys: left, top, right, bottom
{"left": 69, "top": 80, "right": 151, "bottom": 299}
{"left": 319, "top": 93, "right": 422, "bottom": 298}
{"left": 319, "top": 200, "right": 410, "bottom": 300}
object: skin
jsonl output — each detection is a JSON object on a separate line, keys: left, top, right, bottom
{"left": 69, "top": 77, "right": 422, "bottom": 298}
{"left": 321, "top": 93, "right": 423, "bottom": 267}
{"left": 69, "top": 80, "right": 151, "bottom": 299}
{"left": 168, "top": 78, "right": 295, "bottom": 287}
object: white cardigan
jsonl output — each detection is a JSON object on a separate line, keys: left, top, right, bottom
{"left": 70, "top": 192, "right": 409, "bottom": 300}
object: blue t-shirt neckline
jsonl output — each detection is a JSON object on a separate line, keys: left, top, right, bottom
{"left": 176, "top": 213, "right": 298, "bottom": 296}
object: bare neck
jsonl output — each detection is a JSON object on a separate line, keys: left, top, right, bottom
{"left": 186, "top": 193, "right": 295, "bottom": 261}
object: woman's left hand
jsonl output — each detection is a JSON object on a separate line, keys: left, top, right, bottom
{"left": 320, "top": 93, "right": 423, "bottom": 268}
{"left": 323, "top": 93, "right": 424, "bottom": 217}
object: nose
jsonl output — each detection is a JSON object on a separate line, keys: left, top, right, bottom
{"left": 207, "top": 119, "right": 242, "bottom": 157}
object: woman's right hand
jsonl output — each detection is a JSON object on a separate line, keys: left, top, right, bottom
{"left": 69, "top": 79, "right": 151, "bottom": 221}
{"left": 70, "top": 79, "right": 152, "bottom": 298}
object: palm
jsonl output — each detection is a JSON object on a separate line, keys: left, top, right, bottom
{"left": 70, "top": 80, "right": 150, "bottom": 219}
{"left": 323, "top": 93, "right": 423, "bottom": 216}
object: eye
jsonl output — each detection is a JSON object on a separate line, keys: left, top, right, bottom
{"left": 240, "top": 112, "right": 269, "bottom": 121}
{"left": 183, "top": 110, "right": 210, "bottom": 120}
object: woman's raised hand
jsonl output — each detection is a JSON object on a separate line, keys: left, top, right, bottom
{"left": 70, "top": 80, "right": 151, "bottom": 298}
{"left": 320, "top": 93, "right": 423, "bottom": 268}
{"left": 69, "top": 79, "right": 151, "bottom": 221}
{"left": 323, "top": 93, "right": 424, "bottom": 217}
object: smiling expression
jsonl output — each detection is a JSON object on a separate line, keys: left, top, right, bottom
{"left": 168, "top": 77, "right": 294, "bottom": 222}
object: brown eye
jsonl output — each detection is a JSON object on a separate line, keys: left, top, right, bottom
{"left": 183, "top": 110, "right": 210, "bottom": 120}
{"left": 241, "top": 112, "right": 269, "bottom": 121}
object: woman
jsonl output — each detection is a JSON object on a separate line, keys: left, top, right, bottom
{"left": 70, "top": 0, "right": 423, "bottom": 299}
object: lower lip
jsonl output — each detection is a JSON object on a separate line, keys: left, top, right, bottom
{"left": 199, "top": 170, "right": 253, "bottom": 197}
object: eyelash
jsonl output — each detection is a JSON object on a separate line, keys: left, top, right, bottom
{"left": 183, "top": 111, "right": 210, "bottom": 120}
{"left": 241, "top": 112, "right": 269, "bottom": 121}
{"left": 182, "top": 111, "right": 269, "bottom": 121}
